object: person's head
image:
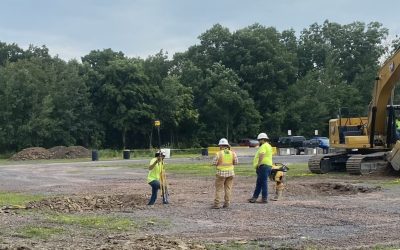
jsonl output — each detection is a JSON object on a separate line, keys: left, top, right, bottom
{"left": 257, "top": 132, "right": 269, "bottom": 145}
{"left": 155, "top": 150, "right": 165, "bottom": 158}
{"left": 218, "top": 138, "right": 230, "bottom": 149}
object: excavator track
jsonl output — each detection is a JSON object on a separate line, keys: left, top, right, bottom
{"left": 346, "top": 152, "right": 388, "bottom": 175}
{"left": 308, "top": 152, "right": 348, "bottom": 174}
{"left": 308, "top": 154, "right": 328, "bottom": 174}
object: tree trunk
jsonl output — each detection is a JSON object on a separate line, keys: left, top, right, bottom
{"left": 122, "top": 127, "right": 126, "bottom": 149}
{"left": 226, "top": 113, "right": 230, "bottom": 140}
{"left": 149, "top": 129, "right": 153, "bottom": 149}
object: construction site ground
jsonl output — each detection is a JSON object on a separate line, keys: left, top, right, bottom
{"left": 1, "top": 157, "right": 400, "bottom": 249}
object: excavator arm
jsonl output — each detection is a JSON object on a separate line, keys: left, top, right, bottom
{"left": 369, "top": 49, "right": 400, "bottom": 147}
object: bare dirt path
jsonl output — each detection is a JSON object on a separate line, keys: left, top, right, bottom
{"left": 1, "top": 159, "right": 400, "bottom": 249}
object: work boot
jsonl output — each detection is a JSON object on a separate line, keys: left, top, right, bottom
{"left": 223, "top": 202, "right": 230, "bottom": 208}
{"left": 211, "top": 204, "right": 221, "bottom": 209}
{"left": 248, "top": 198, "right": 257, "bottom": 203}
{"left": 261, "top": 198, "right": 268, "bottom": 203}
{"left": 272, "top": 190, "right": 283, "bottom": 201}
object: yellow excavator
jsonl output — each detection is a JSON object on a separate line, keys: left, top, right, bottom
{"left": 309, "top": 48, "right": 400, "bottom": 175}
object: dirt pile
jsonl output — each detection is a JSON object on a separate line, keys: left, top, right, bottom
{"left": 0, "top": 235, "right": 206, "bottom": 250}
{"left": 101, "top": 235, "right": 206, "bottom": 250}
{"left": 10, "top": 146, "right": 91, "bottom": 160}
{"left": 10, "top": 147, "right": 52, "bottom": 160}
{"left": 27, "top": 194, "right": 148, "bottom": 212}
{"left": 309, "top": 182, "right": 381, "bottom": 195}
{"left": 286, "top": 182, "right": 381, "bottom": 196}
{"left": 48, "top": 146, "right": 91, "bottom": 159}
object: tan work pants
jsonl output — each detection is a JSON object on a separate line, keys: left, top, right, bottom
{"left": 214, "top": 175, "right": 234, "bottom": 206}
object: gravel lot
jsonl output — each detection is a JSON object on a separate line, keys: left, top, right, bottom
{"left": 1, "top": 157, "right": 400, "bottom": 249}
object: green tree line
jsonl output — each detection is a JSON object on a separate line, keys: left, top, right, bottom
{"left": 0, "top": 20, "right": 398, "bottom": 152}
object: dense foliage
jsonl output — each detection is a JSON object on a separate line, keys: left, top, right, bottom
{"left": 0, "top": 20, "right": 396, "bottom": 151}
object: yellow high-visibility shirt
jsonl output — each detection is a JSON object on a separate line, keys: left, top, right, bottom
{"left": 147, "top": 158, "right": 163, "bottom": 183}
{"left": 253, "top": 142, "right": 273, "bottom": 168}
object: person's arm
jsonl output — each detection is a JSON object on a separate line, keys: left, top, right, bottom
{"left": 149, "top": 158, "right": 159, "bottom": 170}
{"left": 212, "top": 152, "right": 220, "bottom": 166}
{"left": 232, "top": 151, "right": 238, "bottom": 165}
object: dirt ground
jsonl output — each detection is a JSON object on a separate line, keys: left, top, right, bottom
{"left": 1, "top": 159, "right": 400, "bottom": 249}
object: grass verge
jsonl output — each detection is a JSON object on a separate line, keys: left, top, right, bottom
{"left": 163, "top": 163, "right": 312, "bottom": 178}
{"left": 0, "top": 192, "right": 44, "bottom": 206}
{"left": 18, "top": 226, "right": 64, "bottom": 239}
{"left": 48, "top": 214, "right": 135, "bottom": 231}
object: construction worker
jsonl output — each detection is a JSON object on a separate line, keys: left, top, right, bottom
{"left": 248, "top": 132, "right": 273, "bottom": 203}
{"left": 147, "top": 150, "right": 166, "bottom": 205}
{"left": 211, "top": 138, "right": 238, "bottom": 209}
{"left": 396, "top": 119, "right": 400, "bottom": 139}
{"left": 270, "top": 163, "right": 289, "bottom": 201}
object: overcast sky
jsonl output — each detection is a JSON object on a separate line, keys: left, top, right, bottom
{"left": 1, "top": 0, "right": 399, "bottom": 61}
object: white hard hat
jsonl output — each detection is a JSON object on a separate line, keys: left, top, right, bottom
{"left": 155, "top": 150, "right": 165, "bottom": 157}
{"left": 218, "top": 138, "right": 229, "bottom": 146}
{"left": 257, "top": 133, "right": 269, "bottom": 140}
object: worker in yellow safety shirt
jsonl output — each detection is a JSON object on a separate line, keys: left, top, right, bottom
{"left": 269, "top": 163, "right": 289, "bottom": 201}
{"left": 396, "top": 119, "right": 400, "bottom": 139}
{"left": 248, "top": 132, "right": 273, "bottom": 203}
{"left": 147, "top": 151, "right": 167, "bottom": 205}
{"left": 211, "top": 138, "right": 238, "bottom": 209}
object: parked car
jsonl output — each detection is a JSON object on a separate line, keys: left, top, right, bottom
{"left": 238, "top": 138, "right": 259, "bottom": 147}
{"left": 277, "top": 136, "right": 306, "bottom": 148}
{"left": 303, "top": 137, "right": 330, "bottom": 150}
{"left": 277, "top": 136, "right": 306, "bottom": 155}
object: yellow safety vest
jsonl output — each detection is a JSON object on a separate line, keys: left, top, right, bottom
{"left": 147, "top": 158, "right": 163, "bottom": 183}
{"left": 216, "top": 149, "right": 234, "bottom": 171}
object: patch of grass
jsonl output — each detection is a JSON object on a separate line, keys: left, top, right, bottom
{"left": 165, "top": 163, "right": 216, "bottom": 176}
{"left": 18, "top": 226, "right": 64, "bottom": 239}
{"left": 371, "top": 178, "right": 400, "bottom": 188}
{"left": 49, "top": 214, "right": 135, "bottom": 231}
{"left": 141, "top": 217, "right": 172, "bottom": 227}
{"left": 0, "top": 192, "right": 44, "bottom": 206}
{"left": 383, "top": 178, "right": 400, "bottom": 185}
{"left": 234, "top": 165, "right": 256, "bottom": 176}
{"left": 286, "top": 163, "right": 316, "bottom": 178}
{"left": 98, "top": 149, "right": 123, "bottom": 159}
{"left": 163, "top": 163, "right": 313, "bottom": 178}
{"left": 0, "top": 159, "right": 9, "bottom": 164}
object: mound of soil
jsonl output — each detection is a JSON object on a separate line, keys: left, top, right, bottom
{"left": 289, "top": 182, "right": 382, "bottom": 196}
{"left": 27, "top": 194, "right": 148, "bottom": 212}
{"left": 48, "top": 146, "right": 90, "bottom": 159}
{"left": 0, "top": 235, "right": 206, "bottom": 250}
{"left": 11, "top": 146, "right": 91, "bottom": 161}
{"left": 10, "top": 147, "right": 52, "bottom": 161}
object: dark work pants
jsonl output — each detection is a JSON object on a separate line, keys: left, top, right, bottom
{"left": 252, "top": 165, "right": 272, "bottom": 199}
{"left": 148, "top": 180, "right": 160, "bottom": 205}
